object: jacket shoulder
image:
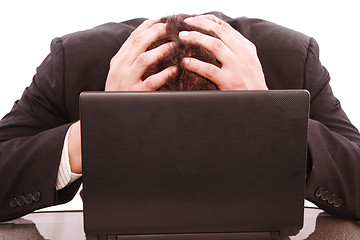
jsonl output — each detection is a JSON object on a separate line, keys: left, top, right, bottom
{"left": 217, "top": 13, "right": 311, "bottom": 55}
{"left": 47, "top": 19, "right": 147, "bottom": 119}
{"left": 59, "top": 18, "right": 146, "bottom": 50}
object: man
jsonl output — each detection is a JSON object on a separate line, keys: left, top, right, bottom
{"left": 0, "top": 12, "right": 359, "bottom": 222}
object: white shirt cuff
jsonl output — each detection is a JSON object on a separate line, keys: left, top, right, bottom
{"left": 55, "top": 125, "right": 82, "bottom": 190}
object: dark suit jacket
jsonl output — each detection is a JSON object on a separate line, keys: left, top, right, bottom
{"left": 1, "top": 12, "right": 360, "bottom": 222}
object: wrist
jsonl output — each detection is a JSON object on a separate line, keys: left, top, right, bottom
{"left": 68, "top": 120, "right": 82, "bottom": 174}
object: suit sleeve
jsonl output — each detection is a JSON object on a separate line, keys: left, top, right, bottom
{"left": 305, "top": 38, "right": 360, "bottom": 220}
{"left": 0, "top": 38, "right": 81, "bottom": 222}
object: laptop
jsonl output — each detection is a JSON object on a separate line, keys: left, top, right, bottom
{"left": 80, "top": 90, "right": 309, "bottom": 240}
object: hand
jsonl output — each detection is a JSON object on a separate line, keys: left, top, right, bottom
{"left": 179, "top": 15, "right": 268, "bottom": 90}
{"left": 68, "top": 20, "right": 177, "bottom": 174}
{"left": 105, "top": 19, "right": 177, "bottom": 91}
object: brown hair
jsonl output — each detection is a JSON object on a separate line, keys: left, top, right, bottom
{"left": 142, "top": 14, "right": 221, "bottom": 90}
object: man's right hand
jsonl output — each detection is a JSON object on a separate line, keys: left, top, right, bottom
{"left": 68, "top": 19, "right": 176, "bottom": 174}
{"left": 105, "top": 19, "right": 177, "bottom": 91}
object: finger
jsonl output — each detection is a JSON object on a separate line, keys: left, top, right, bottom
{"left": 179, "top": 31, "right": 234, "bottom": 64}
{"left": 186, "top": 14, "right": 242, "bottom": 40}
{"left": 115, "top": 19, "right": 157, "bottom": 56}
{"left": 114, "top": 22, "right": 167, "bottom": 65}
{"left": 140, "top": 66, "right": 177, "bottom": 91}
{"left": 125, "top": 23, "right": 168, "bottom": 64}
{"left": 184, "top": 15, "right": 248, "bottom": 51}
{"left": 130, "top": 19, "right": 157, "bottom": 37}
{"left": 182, "top": 57, "right": 223, "bottom": 87}
{"left": 131, "top": 42, "right": 175, "bottom": 79}
{"left": 184, "top": 15, "right": 229, "bottom": 35}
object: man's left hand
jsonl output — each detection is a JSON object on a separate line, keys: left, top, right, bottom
{"left": 179, "top": 14, "right": 268, "bottom": 91}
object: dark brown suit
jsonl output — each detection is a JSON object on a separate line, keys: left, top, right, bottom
{"left": 1, "top": 12, "right": 359, "bottom": 221}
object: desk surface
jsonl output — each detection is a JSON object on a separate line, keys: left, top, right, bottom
{"left": 1, "top": 207, "right": 359, "bottom": 240}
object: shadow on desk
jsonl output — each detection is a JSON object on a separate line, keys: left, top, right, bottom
{"left": 305, "top": 212, "right": 360, "bottom": 240}
{"left": 0, "top": 218, "right": 44, "bottom": 240}
{"left": 0, "top": 208, "right": 359, "bottom": 240}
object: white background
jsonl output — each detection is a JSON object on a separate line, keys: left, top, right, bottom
{"left": 0, "top": 0, "right": 359, "bottom": 210}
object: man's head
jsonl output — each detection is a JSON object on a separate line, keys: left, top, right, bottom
{"left": 142, "top": 14, "right": 221, "bottom": 90}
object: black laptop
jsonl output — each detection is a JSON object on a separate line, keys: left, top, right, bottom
{"left": 80, "top": 90, "right": 309, "bottom": 240}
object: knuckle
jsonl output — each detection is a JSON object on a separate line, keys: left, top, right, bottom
{"left": 136, "top": 53, "right": 148, "bottom": 67}
{"left": 129, "top": 27, "right": 142, "bottom": 40}
{"left": 143, "top": 80, "right": 155, "bottom": 90}
{"left": 218, "top": 19, "right": 230, "bottom": 28}
{"left": 205, "top": 65, "right": 219, "bottom": 79}
{"left": 212, "top": 38, "right": 223, "bottom": 50}
{"left": 129, "top": 30, "right": 138, "bottom": 39}
{"left": 204, "top": 14, "right": 217, "bottom": 22}
{"left": 248, "top": 41, "right": 256, "bottom": 51}
{"left": 215, "top": 24, "right": 227, "bottom": 35}
{"left": 131, "top": 35, "right": 142, "bottom": 46}
{"left": 109, "top": 56, "right": 123, "bottom": 71}
{"left": 109, "top": 57, "right": 116, "bottom": 67}
{"left": 207, "top": 14, "right": 223, "bottom": 24}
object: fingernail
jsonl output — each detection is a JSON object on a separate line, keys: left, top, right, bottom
{"left": 184, "top": 17, "right": 194, "bottom": 23}
{"left": 179, "top": 31, "right": 189, "bottom": 38}
{"left": 172, "top": 66, "right": 178, "bottom": 73}
{"left": 183, "top": 58, "right": 190, "bottom": 64}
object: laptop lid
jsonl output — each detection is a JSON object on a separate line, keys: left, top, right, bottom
{"left": 80, "top": 90, "right": 309, "bottom": 240}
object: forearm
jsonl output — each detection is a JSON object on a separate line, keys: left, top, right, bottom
{"left": 306, "top": 119, "right": 360, "bottom": 219}
{"left": 0, "top": 124, "right": 77, "bottom": 222}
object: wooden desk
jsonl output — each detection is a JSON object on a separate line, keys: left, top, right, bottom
{"left": 1, "top": 207, "right": 359, "bottom": 239}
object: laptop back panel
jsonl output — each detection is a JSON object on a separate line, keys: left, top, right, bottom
{"left": 80, "top": 91, "right": 309, "bottom": 240}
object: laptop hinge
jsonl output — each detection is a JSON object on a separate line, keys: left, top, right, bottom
{"left": 115, "top": 232, "right": 276, "bottom": 240}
